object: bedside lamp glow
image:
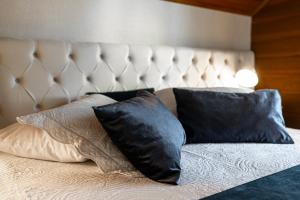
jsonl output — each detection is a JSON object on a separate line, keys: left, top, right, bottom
{"left": 235, "top": 69, "right": 258, "bottom": 88}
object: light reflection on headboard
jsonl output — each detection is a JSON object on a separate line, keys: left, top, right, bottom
{"left": 0, "top": 38, "right": 254, "bottom": 128}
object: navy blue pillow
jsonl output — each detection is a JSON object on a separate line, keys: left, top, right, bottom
{"left": 173, "top": 88, "right": 293, "bottom": 144}
{"left": 93, "top": 91, "right": 185, "bottom": 185}
{"left": 86, "top": 88, "right": 154, "bottom": 101}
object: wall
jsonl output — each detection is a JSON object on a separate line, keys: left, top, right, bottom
{"left": 252, "top": 0, "right": 300, "bottom": 128}
{"left": 0, "top": 0, "right": 251, "bottom": 50}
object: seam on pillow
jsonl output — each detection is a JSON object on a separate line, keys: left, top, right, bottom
{"left": 0, "top": 122, "right": 88, "bottom": 162}
{"left": 18, "top": 115, "right": 136, "bottom": 173}
{"left": 17, "top": 115, "right": 122, "bottom": 172}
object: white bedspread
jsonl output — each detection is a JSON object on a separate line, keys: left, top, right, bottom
{"left": 2, "top": 128, "right": 300, "bottom": 200}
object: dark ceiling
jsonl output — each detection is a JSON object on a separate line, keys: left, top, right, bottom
{"left": 164, "top": 0, "right": 270, "bottom": 16}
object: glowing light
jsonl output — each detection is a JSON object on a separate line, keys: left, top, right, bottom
{"left": 235, "top": 69, "right": 258, "bottom": 88}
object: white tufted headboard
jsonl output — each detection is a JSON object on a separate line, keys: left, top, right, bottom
{"left": 0, "top": 38, "right": 254, "bottom": 128}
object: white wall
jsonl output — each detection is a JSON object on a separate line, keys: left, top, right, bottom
{"left": 0, "top": 0, "right": 251, "bottom": 50}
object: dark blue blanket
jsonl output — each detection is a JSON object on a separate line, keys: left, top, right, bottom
{"left": 201, "top": 165, "right": 300, "bottom": 200}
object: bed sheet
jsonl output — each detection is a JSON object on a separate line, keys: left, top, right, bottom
{"left": 1, "top": 128, "right": 300, "bottom": 200}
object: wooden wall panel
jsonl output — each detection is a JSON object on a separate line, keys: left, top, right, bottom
{"left": 252, "top": 0, "right": 300, "bottom": 128}
{"left": 164, "top": 0, "right": 268, "bottom": 16}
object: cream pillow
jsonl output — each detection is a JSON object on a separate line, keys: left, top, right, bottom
{"left": 155, "top": 87, "right": 254, "bottom": 115}
{"left": 0, "top": 123, "right": 87, "bottom": 162}
{"left": 17, "top": 94, "right": 134, "bottom": 173}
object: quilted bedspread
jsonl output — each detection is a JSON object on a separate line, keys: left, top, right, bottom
{"left": 2, "top": 128, "right": 300, "bottom": 200}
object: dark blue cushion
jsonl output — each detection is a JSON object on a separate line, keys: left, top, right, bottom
{"left": 93, "top": 91, "right": 185, "bottom": 184}
{"left": 173, "top": 88, "right": 293, "bottom": 144}
{"left": 86, "top": 88, "right": 154, "bottom": 101}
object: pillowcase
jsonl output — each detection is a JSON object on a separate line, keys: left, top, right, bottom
{"left": 17, "top": 95, "right": 135, "bottom": 172}
{"left": 173, "top": 88, "right": 294, "bottom": 144}
{"left": 93, "top": 91, "right": 185, "bottom": 184}
{"left": 86, "top": 88, "right": 154, "bottom": 101}
{"left": 0, "top": 123, "right": 86, "bottom": 162}
{"left": 155, "top": 87, "right": 253, "bottom": 115}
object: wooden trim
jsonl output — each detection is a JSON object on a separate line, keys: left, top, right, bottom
{"left": 164, "top": 0, "right": 262, "bottom": 16}
{"left": 252, "top": 0, "right": 270, "bottom": 16}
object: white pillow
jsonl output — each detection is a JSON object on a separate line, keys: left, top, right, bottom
{"left": 17, "top": 95, "right": 134, "bottom": 173}
{"left": 155, "top": 87, "right": 254, "bottom": 115}
{"left": 0, "top": 123, "right": 87, "bottom": 162}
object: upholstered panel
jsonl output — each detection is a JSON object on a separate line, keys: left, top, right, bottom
{"left": 0, "top": 38, "right": 254, "bottom": 128}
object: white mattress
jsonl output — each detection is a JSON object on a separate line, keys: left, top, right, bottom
{"left": 2, "top": 128, "right": 300, "bottom": 200}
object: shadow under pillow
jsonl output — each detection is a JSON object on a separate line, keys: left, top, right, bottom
{"left": 86, "top": 88, "right": 154, "bottom": 101}
{"left": 173, "top": 88, "right": 293, "bottom": 144}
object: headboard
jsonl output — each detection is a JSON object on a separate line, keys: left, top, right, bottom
{"left": 0, "top": 38, "right": 254, "bottom": 128}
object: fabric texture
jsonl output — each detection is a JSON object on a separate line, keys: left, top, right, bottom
{"left": 17, "top": 95, "right": 135, "bottom": 173}
{"left": 1, "top": 128, "right": 300, "bottom": 199}
{"left": 0, "top": 123, "right": 86, "bottom": 162}
{"left": 86, "top": 88, "right": 154, "bottom": 101}
{"left": 201, "top": 164, "right": 300, "bottom": 200}
{"left": 93, "top": 91, "right": 185, "bottom": 184}
{"left": 174, "top": 89, "right": 293, "bottom": 144}
{"left": 155, "top": 87, "right": 253, "bottom": 115}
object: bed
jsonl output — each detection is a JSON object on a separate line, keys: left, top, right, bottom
{"left": 1, "top": 38, "right": 300, "bottom": 200}
{"left": 1, "top": 128, "right": 300, "bottom": 199}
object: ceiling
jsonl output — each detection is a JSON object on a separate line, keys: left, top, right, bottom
{"left": 164, "top": 0, "right": 270, "bottom": 16}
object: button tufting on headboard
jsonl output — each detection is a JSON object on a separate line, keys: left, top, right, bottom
{"left": 53, "top": 76, "right": 60, "bottom": 84}
{"left": 69, "top": 53, "right": 75, "bottom": 60}
{"left": 33, "top": 51, "right": 39, "bottom": 59}
{"left": 15, "top": 77, "right": 23, "bottom": 84}
{"left": 0, "top": 38, "right": 254, "bottom": 128}
{"left": 192, "top": 57, "right": 197, "bottom": 65}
